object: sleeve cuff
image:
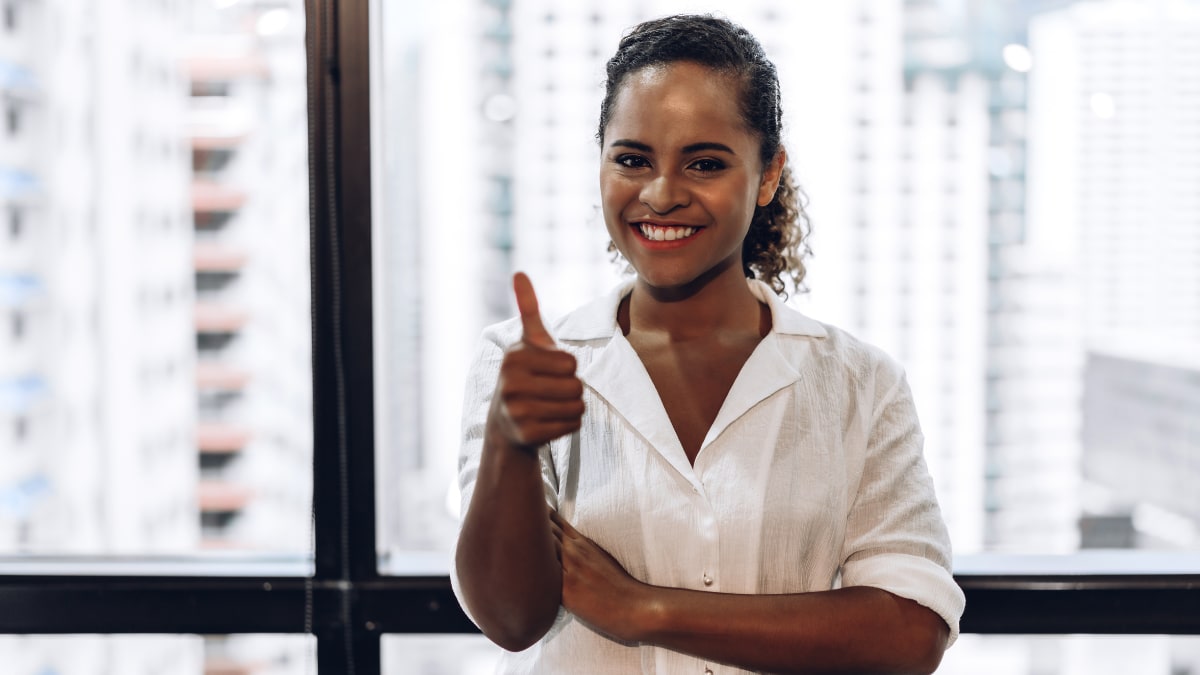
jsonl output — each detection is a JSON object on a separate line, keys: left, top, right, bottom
{"left": 841, "top": 552, "right": 966, "bottom": 647}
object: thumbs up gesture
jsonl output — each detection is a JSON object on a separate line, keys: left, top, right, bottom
{"left": 489, "top": 273, "right": 585, "bottom": 450}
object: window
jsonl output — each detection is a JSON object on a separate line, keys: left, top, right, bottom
{"left": 371, "top": 0, "right": 1200, "bottom": 671}
{"left": 1, "top": 2, "right": 1196, "bottom": 674}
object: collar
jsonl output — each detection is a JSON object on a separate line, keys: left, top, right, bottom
{"left": 553, "top": 278, "right": 828, "bottom": 341}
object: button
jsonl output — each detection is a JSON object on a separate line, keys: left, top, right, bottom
{"left": 702, "top": 574, "right": 713, "bottom": 586}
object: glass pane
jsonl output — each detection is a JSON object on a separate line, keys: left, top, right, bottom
{"left": 0, "top": 0, "right": 311, "bottom": 554}
{"left": 383, "top": 634, "right": 502, "bottom": 675}
{"left": 940, "top": 635, "right": 1200, "bottom": 675}
{"left": 0, "top": 635, "right": 313, "bottom": 675}
{"left": 387, "top": 635, "right": 1200, "bottom": 674}
{"left": 374, "top": 1, "right": 1200, "bottom": 571}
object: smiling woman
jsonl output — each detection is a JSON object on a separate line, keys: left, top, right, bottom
{"left": 450, "top": 14, "right": 963, "bottom": 675}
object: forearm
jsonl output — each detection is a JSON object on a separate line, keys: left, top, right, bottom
{"left": 455, "top": 432, "right": 562, "bottom": 651}
{"left": 629, "top": 585, "right": 948, "bottom": 675}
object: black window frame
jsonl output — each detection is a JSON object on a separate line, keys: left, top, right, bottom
{"left": 0, "top": 1, "right": 1197, "bottom": 673}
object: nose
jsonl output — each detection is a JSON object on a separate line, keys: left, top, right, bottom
{"left": 640, "top": 172, "right": 689, "bottom": 214}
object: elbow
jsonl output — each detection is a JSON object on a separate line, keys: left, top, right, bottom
{"left": 455, "top": 554, "right": 560, "bottom": 653}
{"left": 907, "top": 646, "right": 945, "bottom": 675}
{"left": 476, "top": 602, "right": 560, "bottom": 653}
{"left": 899, "top": 613, "right": 949, "bottom": 675}
{"left": 487, "top": 619, "right": 555, "bottom": 653}
{"left": 878, "top": 593, "right": 948, "bottom": 675}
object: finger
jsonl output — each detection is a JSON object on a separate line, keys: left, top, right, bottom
{"left": 503, "top": 398, "right": 585, "bottom": 424}
{"left": 502, "top": 374, "right": 583, "bottom": 399}
{"left": 499, "top": 372, "right": 583, "bottom": 398}
{"left": 551, "top": 512, "right": 580, "bottom": 539}
{"left": 503, "top": 348, "right": 579, "bottom": 377}
{"left": 511, "top": 420, "right": 583, "bottom": 447}
{"left": 513, "top": 272, "right": 555, "bottom": 349}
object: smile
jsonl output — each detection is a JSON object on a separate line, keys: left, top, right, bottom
{"left": 636, "top": 223, "right": 700, "bottom": 242}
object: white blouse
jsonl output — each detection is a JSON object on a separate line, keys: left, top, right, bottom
{"left": 452, "top": 280, "right": 965, "bottom": 675}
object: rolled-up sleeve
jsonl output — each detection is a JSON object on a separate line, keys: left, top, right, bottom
{"left": 839, "top": 355, "right": 966, "bottom": 646}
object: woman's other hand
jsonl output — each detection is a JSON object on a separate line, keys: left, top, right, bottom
{"left": 550, "top": 511, "right": 654, "bottom": 644}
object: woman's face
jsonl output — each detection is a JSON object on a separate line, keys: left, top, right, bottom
{"left": 600, "top": 61, "right": 784, "bottom": 293}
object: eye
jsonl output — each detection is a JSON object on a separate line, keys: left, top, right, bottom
{"left": 615, "top": 154, "right": 650, "bottom": 169}
{"left": 689, "top": 158, "right": 725, "bottom": 173}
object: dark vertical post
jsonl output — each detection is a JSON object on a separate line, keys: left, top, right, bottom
{"left": 307, "top": 0, "right": 378, "bottom": 671}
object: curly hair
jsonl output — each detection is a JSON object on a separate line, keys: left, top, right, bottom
{"left": 598, "top": 14, "right": 812, "bottom": 295}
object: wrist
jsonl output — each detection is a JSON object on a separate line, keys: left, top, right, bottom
{"left": 482, "top": 420, "right": 542, "bottom": 459}
{"left": 625, "top": 583, "right": 668, "bottom": 643}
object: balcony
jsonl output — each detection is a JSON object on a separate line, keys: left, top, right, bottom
{"left": 204, "top": 660, "right": 263, "bottom": 675}
{"left": 195, "top": 303, "right": 249, "bottom": 333}
{"left": 196, "top": 362, "right": 251, "bottom": 392}
{"left": 197, "top": 481, "right": 253, "bottom": 513}
{"left": 192, "top": 181, "right": 247, "bottom": 213}
{"left": 197, "top": 422, "right": 252, "bottom": 454}
{"left": 192, "top": 133, "right": 248, "bottom": 151}
{"left": 194, "top": 243, "right": 248, "bottom": 273}
{"left": 185, "top": 54, "right": 269, "bottom": 82}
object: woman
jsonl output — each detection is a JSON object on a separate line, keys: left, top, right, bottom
{"left": 453, "top": 14, "right": 964, "bottom": 674}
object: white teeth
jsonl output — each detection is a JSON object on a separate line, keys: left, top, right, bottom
{"left": 638, "top": 224, "right": 697, "bottom": 241}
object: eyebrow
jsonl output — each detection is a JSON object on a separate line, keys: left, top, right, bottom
{"left": 609, "top": 139, "right": 737, "bottom": 155}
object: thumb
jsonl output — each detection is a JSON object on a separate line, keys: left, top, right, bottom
{"left": 513, "top": 272, "right": 555, "bottom": 349}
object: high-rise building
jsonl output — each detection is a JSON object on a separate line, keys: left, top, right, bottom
{"left": 2, "top": 0, "right": 199, "bottom": 671}
{"left": 1030, "top": 0, "right": 1200, "bottom": 348}
{"left": 1, "top": 0, "right": 197, "bottom": 556}
{"left": 185, "top": 0, "right": 312, "bottom": 553}
{"left": 2, "top": 0, "right": 311, "bottom": 672}
{"left": 1028, "top": 0, "right": 1200, "bottom": 546}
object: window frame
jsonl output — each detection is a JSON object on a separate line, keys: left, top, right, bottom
{"left": 0, "top": 1, "right": 1197, "bottom": 673}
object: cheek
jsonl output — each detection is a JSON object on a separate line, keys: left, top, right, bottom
{"left": 599, "top": 176, "right": 632, "bottom": 224}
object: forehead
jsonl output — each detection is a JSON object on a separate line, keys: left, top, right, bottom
{"left": 607, "top": 62, "right": 750, "bottom": 140}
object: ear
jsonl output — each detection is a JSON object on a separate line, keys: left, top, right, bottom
{"left": 757, "top": 148, "right": 787, "bottom": 207}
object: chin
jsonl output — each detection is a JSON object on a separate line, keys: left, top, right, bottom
{"left": 633, "top": 268, "right": 707, "bottom": 294}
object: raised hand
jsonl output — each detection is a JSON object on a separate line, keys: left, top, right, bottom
{"left": 489, "top": 272, "right": 586, "bottom": 450}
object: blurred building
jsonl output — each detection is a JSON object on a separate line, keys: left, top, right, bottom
{"left": 1038, "top": 1, "right": 1200, "bottom": 348}
{"left": 914, "top": 0, "right": 1087, "bottom": 554}
{"left": 1, "top": 0, "right": 310, "bottom": 672}
{"left": 185, "top": 0, "right": 311, "bottom": 553}
{"left": 2, "top": 0, "right": 200, "bottom": 672}
{"left": 1027, "top": 0, "right": 1200, "bottom": 548}
{"left": 1081, "top": 348, "right": 1200, "bottom": 550}
{"left": 1, "top": 0, "right": 197, "bottom": 555}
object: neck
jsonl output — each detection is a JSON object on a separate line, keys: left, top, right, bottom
{"left": 624, "top": 266, "right": 765, "bottom": 341}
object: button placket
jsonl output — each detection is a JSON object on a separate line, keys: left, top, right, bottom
{"left": 692, "top": 471, "right": 720, "bottom": 592}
